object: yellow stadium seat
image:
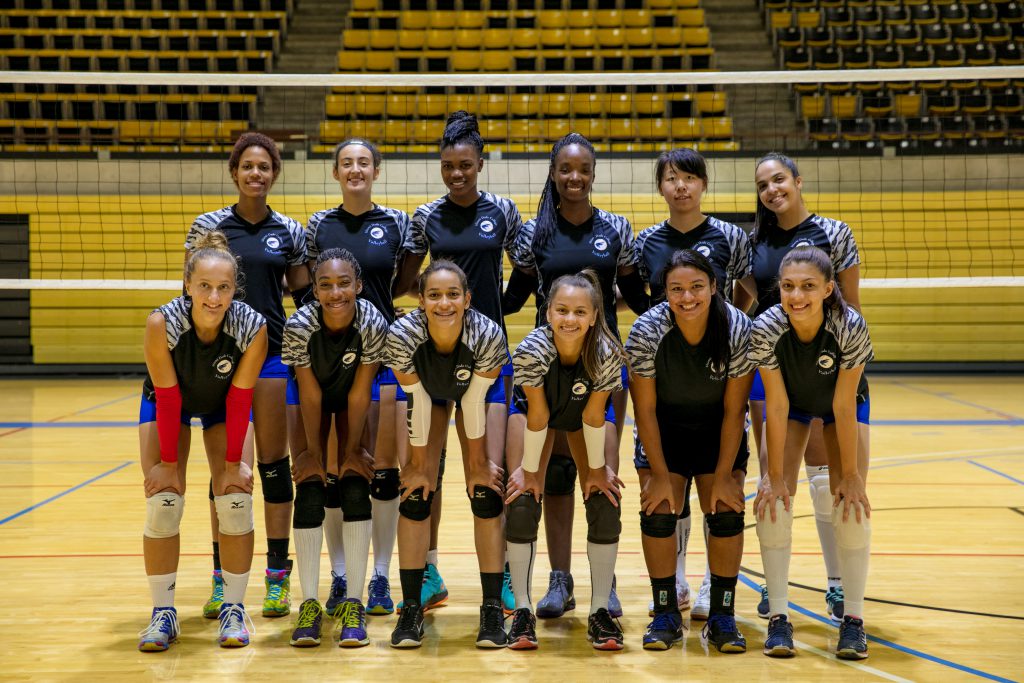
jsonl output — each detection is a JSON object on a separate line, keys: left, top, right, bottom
{"left": 574, "top": 118, "right": 607, "bottom": 139}
{"left": 410, "top": 119, "right": 445, "bottom": 143}
{"left": 325, "top": 95, "right": 355, "bottom": 118}
{"left": 677, "top": 9, "right": 706, "bottom": 27}
{"left": 624, "top": 10, "right": 652, "bottom": 27}
{"left": 568, "top": 11, "right": 594, "bottom": 29}
{"left": 542, "top": 93, "right": 570, "bottom": 117}
{"left": 456, "top": 13, "right": 485, "bottom": 30}
{"left": 540, "top": 118, "right": 572, "bottom": 141}
{"left": 539, "top": 12, "right": 568, "bottom": 30}
{"left": 512, "top": 28, "right": 539, "bottom": 48}
{"left": 571, "top": 93, "right": 604, "bottom": 117}
{"left": 607, "top": 93, "right": 632, "bottom": 116}
{"left": 337, "top": 51, "right": 365, "bottom": 71}
{"left": 509, "top": 94, "right": 534, "bottom": 117}
{"left": 626, "top": 27, "right": 653, "bottom": 47}
{"left": 682, "top": 27, "right": 710, "bottom": 46}
{"left": 895, "top": 93, "right": 922, "bottom": 116}
{"left": 801, "top": 94, "right": 827, "bottom": 118}
{"left": 607, "top": 117, "right": 634, "bottom": 139}
{"left": 429, "top": 11, "right": 456, "bottom": 29}
{"left": 352, "top": 0, "right": 377, "bottom": 10}
{"left": 508, "top": 119, "right": 533, "bottom": 142}
{"left": 384, "top": 119, "right": 411, "bottom": 142}
{"left": 597, "top": 28, "right": 625, "bottom": 48}
{"left": 569, "top": 28, "right": 597, "bottom": 48}
{"left": 635, "top": 93, "right": 666, "bottom": 116}
{"left": 451, "top": 51, "right": 482, "bottom": 71}
{"left": 482, "top": 119, "right": 508, "bottom": 140}
{"left": 479, "top": 93, "right": 509, "bottom": 118}
{"left": 447, "top": 94, "right": 476, "bottom": 114}
{"left": 426, "top": 29, "right": 455, "bottom": 49}
{"left": 398, "top": 30, "right": 426, "bottom": 49}
{"left": 400, "top": 11, "right": 430, "bottom": 30}
{"left": 355, "top": 94, "right": 387, "bottom": 117}
{"left": 654, "top": 26, "right": 683, "bottom": 46}
{"left": 636, "top": 118, "right": 669, "bottom": 139}
{"left": 702, "top": 117, "right": 733, "bottom": 139}
{"left": 343, "top": 29, "right": 370, "bottom": 50}
{"left": 695, "top": 91, "right": 727, "bottom": 115}
{"left": 831, "top": 94, "right": 858, "bottom": 118}
{"left": 320, "top": 120, "right": 351, "bottom": 143}
{"left": 364, "top": 52, "right": 395, "bottom": 71}
{"left": 455, "top": 28, "right": 481, "bottom": 49}
{"left": 595, "top": 10, "right": 622, "bottom": 27}
{"left": 370, "top": 30, "right": 398, "bottom": 50}
{"left": 183, "top": 121, "right": 221, "bottom": 143}
{"left": 540, "top": 28, "right": 568, "bottom": 47}
{"left": 671, "top": 118, "right": 700, "bottom": 140}
{"left": 386, "top": 94, "right": 417, "bottom": 118}
{"left": 482, "top": 29, "right": 511, "bottom": 50}
{"left": 481, "top": 51, "right": 512, "bottom": 70}
{"left": 419, "top": 94, "right": 450, "bottom": 118}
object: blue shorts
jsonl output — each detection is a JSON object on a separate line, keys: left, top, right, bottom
{"left": 371, "top": 367, "right": 400, "bottom": 402}
{"left": 139, "top": 394, "right": 236, "bottom": 430}
{"left": 259, "top": 354, "right": 289, "bottom": 380}
{"left": 749, "top": 369, "right": 765, "bottom": 402}
{"left": 789, "top": 396, "right": 871, "bottom": 426}
{"left": 501, "top": 361, "right": 514, "bottom": 379}
{"left": 286, "top": 372, "right": 299, "bottom": 406}
{"left": 508, "top": 388, "right": 616, "bottom": 426}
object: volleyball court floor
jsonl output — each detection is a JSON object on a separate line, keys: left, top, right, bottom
{"left": 0, "top": 375, "right": 1020, "bottom": 682}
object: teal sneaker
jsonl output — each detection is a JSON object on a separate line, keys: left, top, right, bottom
{"left": 202, "top": 570, "right": 224, "bottom": 619}
{"left": 501, "top": 563, "right": 515, "bottom": 616}
{"left": 262, "top": 562, "right": 292, "bottom": 618}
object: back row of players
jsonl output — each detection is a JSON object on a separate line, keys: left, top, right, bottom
{"left": 137, "top": 112, "right": 873, "bottom": 660}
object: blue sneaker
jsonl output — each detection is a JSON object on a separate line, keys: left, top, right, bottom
{"left": 289, "top": 599, "right": 324, "bottom": 647}
{"left": 756, "top": 584, "right": 770, "bottom": 619}
{"left": 337, "top": 598, "right": 370, "bottom": 647}
{"left": 138, "top": 607, "right": 179, "bottom": 652}
{"left": 703, "top": 613, "right": 746, "bottom": 653}
{"left": 218, "top": 603, "right": 254, "bottom": 648}
{"left": 325, "top": 571, "right": 347, "bottom": 617}
{"left": 643, "top": 610, "right": 683, "bottom": 650}
{"left": 826, "top": 586, "right": 845, "bottom": 624}
{"left": 367, "top": 571, "right": 394, "bottom": 615}
{"left": 501, "top": 563, "right": 515, "bottom": 616}
{"left": 536, "top": 570, "right": 575, "bottom": 619}
{"left": 836, "top": 615, "right": 868, "bottom": 660}
{"left": 764, "top": 614, "right": 796, "bottom": 657}
{"left": 608, "top": 575, "right": 623, "bottom": 618}
{"left": 421, "top": 563, "right": 449, "bottom": 610}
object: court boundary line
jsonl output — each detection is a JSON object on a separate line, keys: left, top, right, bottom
{"left": 968, "top": 460, "right": 1024, "bottom": 486}
{"left": 0, "top": 461, "right": 132, "bottom": 526}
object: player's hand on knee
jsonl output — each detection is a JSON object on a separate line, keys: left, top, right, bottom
{"left": 755, "top": 475, "right": 790, "bottom": 522}
{"left": 505, "top": 466, "right": 541, "bottom": 504}
{"left": 145, "top": 461, "right": 182, "bottom": 497}
{"left": 291, "top": 449, "right": 325, "bottom": 484}
{"left": 640, "top": 472, "right": 674, "bottom": 516}
{"left": 584, "top": 465, "right": 623, "bottom": 506}
{"left": 710, "top": 473, "right": 744, "bottom": 514}
{"left": 467, "top": 458, "right": 504, "bottom": 498}
{"left": 834, "top": 471, "right": 870, "bottom": 522}
{"left": 340, "top": 446, "right": 375, "bottom": 481}
{"left": 221, "top": 460, "right": 254, "bottom": 495}
{"left": 399, "top": 464, "right": 432, "bottom": 501}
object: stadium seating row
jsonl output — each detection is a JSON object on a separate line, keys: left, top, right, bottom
{"left": 806, "top": 113, "right": 1022, "bottom": 142}
{"left": 0, "top": 28, "right": 280, "bottom": 52}
{"left": 351, "top": 0, "right": 701, "bottom": 10}
{"left": 345, "top": 8, "right": 707, "bottom": 30}
{"left": 0, "top": 0, "right": 291, "bottom": 12}
{"left": 337, "top": 50, "right": 711, "bottom": 73}
{"left": 779, "top": 41, "right": 1021, "bottom": 68}
{"left": 0, "top": 93, "right": 257, "bottom": 122}
{"left": 1, "top": 9, "right": 288, "bottom": 33}
{"left": 768, "top": 2, "right": 1022, "bottom": 28}
{"left": 0, "top": 119, "right": 248, "bottom": 145}
{"left": 340, "top": 26, "right": 710, "bottom": 50}
{"left": 775, "top": 20, "right": 1022, "bottom": 47}
{"left": 0, "top": 49, "right": 273, "bottom": 73}
{"left": 799, "top": 87, "right": 1024, "bottom": 117}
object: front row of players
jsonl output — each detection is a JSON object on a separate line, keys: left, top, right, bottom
{"left": 138, "top": 235, "right": 873, "bottom": 659}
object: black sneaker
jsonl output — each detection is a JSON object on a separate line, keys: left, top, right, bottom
{"left": 836, "top": 615, "right": 868, "bottom": 660}
{"left": 587, "top": 607, "right": 624, "bottom": 651}
{"left": 507, "top": 607, "right": 538, "bottom": 650}
{"left": 642, "top": 610, "right": 683, "bottom": 650}
{"left": 764, "top": 614, "right": 796, "bottom": 657}
{"left": 476, "top": 598, "right": 508, "bottom": 648}
{"left": 390, "top": 601, "right": 424, "bottom": 649}
{"left": 702, "top": 613, "right": 746, "bottom": 653}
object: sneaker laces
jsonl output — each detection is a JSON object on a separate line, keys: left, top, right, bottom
{"left": 767, "top": 615, "right": 789, "bottom": 641}
{"left": 266, "top": 575, "right": 286, "bottom": 602}
{"left": 760, "top": 584, "right": 769, "bottom": 601}
{"left": 481, "top": 602, "right": 505, "bottom": 633}
{"left": 705, "top": 613, "right": 738, "bottom": 637}
{"left": 329, "top": 572, "right": 347, "bottom": 600}
{"left": 219, "top": 604, "right": 256, "bottom": 638}
{"left": 295, "top": 601, "right": 321, "bottom": 630}
{"left": 826, "top": 586, "right": 845, "bottom": 605}
{"left": 509, "top": 608, "right": 533, "bottom": 637}
{"left": 546, "top": 572, "right": 568, "bottom": 596}
{"left": 339, "top": 601, "right": 364, "bottom": 631}
{"left": 139, "top": 608, "right": 178, "bottom": 639}
{"left": 395, "top": 603, "right": 421, "bottom": 631}
{"left": 369, "top": 574, "right": 389, "bottom": 600}
{"left": 648, "top": 610, "right": 680, "bottom": 633}
{"left": 839, "top": 617, "right": 865, "bottom": 645}
{"left": 590, "top": 609, "right": 620, "bottom": 638}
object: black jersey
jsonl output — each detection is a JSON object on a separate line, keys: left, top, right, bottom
{"left": 386, "top": 307, "right": 507, "bottom": 403}
{"left": 306, "top": 204, "right": 423, "bottom": 324}
{"left": 509, "top": 208, "right": 637, "bottom": 331}
{"left": 751, "top": 214, "right": 860, "bottom": 316}
{"left": 750, "top": 304, "right": 873, "bottom": 416}
{"left": 512, "top": 325, "right": 623, "bottom": 432}
{"left": 634, "top": 217, "right": 751, "bottom": 305}
{"left": 186, "top": 205, "right": 307, "bottom": 355}
{"left": 626, "top": 301, "right": 755, "bottom": 427}
{"left": 142, "top": 297, "right": 266, "bottom": 416}
{"left": 281, "top": 299, "right": 389, "bottom": 411}
{"left": 411, "top": 192, "right": 523, "bottom": 331}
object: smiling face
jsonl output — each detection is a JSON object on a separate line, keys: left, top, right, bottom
{"left": 333, "top": 143, "right": 379, "bottom": 198}
{"left": 440, "top": 143, "right": 483, "bottom": 204}
{"left": 551, "top": 143, "right": 595, "bottom": 205}
{"left": 185, "top": 257, "right": 236, "bottom": 328}
{"left": 419, "top": 268, "right": 470, "bottom": 329}
{"left": 231, "top": 145, "right": 275, "bottom": 199}
{"left": 546, "top": 284, "right": 597, "bottom": 346}
{"left": 755, "top": 159, "right": 803, "bottom": 217}
{"left": 779, "top": 261, "right": 833, "bottom": 324}
{"left": 314, "top": 258, "right": 361, "bottom": 321}
{"left": 659, "top": 163, "right": 706, "bottom": 215}
{"left": 665, "top": 264, "right": 715, "bottom": 324}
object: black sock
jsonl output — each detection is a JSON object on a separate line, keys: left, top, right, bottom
{"left": 267, "top": 538, "right": 290, "bottom": 570}
{"left": 651, "top": 575, "right": 677, "bottom": 613}
{"left": 710, "top": 573, "right": 738, "bottom": 617}
{"left": 480, "top": 572, "right": 503, "bottom": 602}
{"left": 400, "top": 567, "right": 426, "bottom": 606}
{"left": 212, "top": 541, "right": 221, "bottom": 572}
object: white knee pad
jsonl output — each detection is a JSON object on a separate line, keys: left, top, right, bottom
{"left": 806, "top": 464, "right": 833, "bottom": 523}
{"left": 756, "top": 499, "right": 793, "bottom": 549}
{"left": 215, "top": 492, "right": 254, "bottom": 536}
{"left": 144, "top": 492, "right": 184, "bottom": 539}
{"left": 832, "top": 505, "right": 871, "bottom": 549}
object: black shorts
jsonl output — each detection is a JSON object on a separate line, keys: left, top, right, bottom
{"left": 635, "top": 424, "right": 749, "bottom": 479}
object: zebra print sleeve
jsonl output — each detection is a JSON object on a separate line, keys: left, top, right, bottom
{"left": 304, "top": 209, "right": 329, "bottom": 260}
{"left": 601, "top": 209, "right": 638, "bottom": 269}
{"left": 749, "top": 305, "right": 788, "bottom": 370}
{"left": 593, "top": 338, "right": 625, "bottom": 393}
{"left": 357, "top": 299, "right": 390, "bottom": 365}
{"left": 184, "top": 207, "right": 231, "bottom": 250}
{"left": 834, "top": 307, "right": 874, "bottom": 369}
{"left": 464, "top": 309, "right": 509, "bottom": 374}
{"left": 714, "top": 218, "right": 753, "bottom": 282}
{"left": 157, "top": 296, "right": 193, "bottom": 351}
{"left": 625, "top": 302, "right": 674, "bottom": 379}
{"left": 386, "top": 308, "right": 430, "bottom": 376}
{"left": 494, "top": 194, "right": 525, "bottom": 254}
{"left": 512, "top": 326, "right": 557, "bottom": 388}
{"left": 277, "top": 212, "right": 308, "bottom": 266}
{"left": 281, "top": 303, "right": 321, "bottom": 368}
{"left": 223, "top": 301, "right": 267, "bottom": 353}
{"left": 508, "top": 218, "right": 537, "bottom": 270}
{"left": 632, "top": 224, "right": 659, "bottom": 284}
{"left": 725, "top": 303, "right": 756, "bottom": 378}
{"left": 386, "top": 205, "right": 425, "bottom": 256}
{"left": 819, "top": 215, "right": 861, "bottom": 273}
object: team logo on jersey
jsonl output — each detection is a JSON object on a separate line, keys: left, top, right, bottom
{"left": 477, "top": 217, "right": 497, "bottom": 239}
{"left": 571, "top": 381, "right": 588, "bottom": 396}
{"left": 706, "top": 358, "right": 727, "bottom": 381}
{"left": 793, "top": 239, "right": 814, "bottom": 249}
{"left": 261, "top": 233, "right": 283, "bottom": 256}
{"left": 455, "top": 367, "right": 472, "bottom": 382}
{"left": 213, "top": 354, "right": 235, "bottom": 378}
{"left": 694, "top": 241, "right": 714, "bottom": 259}
{"left": 342, "top": 351, "right": 358, "bottom": 366}
{"left": 365, "top": 223, "right": 388, "bottom": 246}
{"left": 817, "top": 350, "right": 837, "bottom": 373}
{"left": 369, "top": 226, "right": 385, "bottom": 240}
{"left": 591, "top": 236, "right": 610, "bottom": 258}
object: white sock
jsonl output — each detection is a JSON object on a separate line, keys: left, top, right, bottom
{"left": 819, "top": 520, "right": 844, "bottom": 588}
{"left": 221, "top": 569, "right": 250, "bottom": 606}
{"left": 839, "top": 545, "right": 869, "bottom": 618}
{"left": 148, "top": 572, "right": 176, "bottom": 608}
{"left": 807, "top": 465, "right": 843, "bottom": 588}
{"left": 507, "top": 541, "right": 536, "bottom": 610}
{"left": 371, "top": 497, "right": 399, "bottom": 577}
{"left": 293, "top": 526, "right": 323, "bottom": 602}
{"left": 342, "top": 519, "right": 373, "bottom": 603}
{"left": 675, "top": 514, "right": 691, "bottom": 586}
{"left": 763, "top": 544, "right": 792, "bottom": 616}
{"left": 324, "top": 507, "right": 346, "bottom": 576}
{"left": 426, "top": 548, "right": 438, "bottom": 567}
{"left": 587, "top": 541, "right": 618, "bottom": 614}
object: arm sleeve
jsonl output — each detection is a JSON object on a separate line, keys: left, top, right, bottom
{"left": 224, "top": 384, "right": 254, "bottom": 463}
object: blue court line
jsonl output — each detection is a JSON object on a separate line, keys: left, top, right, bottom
{"left": 0, "top": 421, "right": 136, "bottom": 428}
{"left": 0, "top": 461, "right": 133, "bottom": 526}
{"left": 72, "top": 393, "right": 137, "bottom": 416}
{"left": 968, "top": 460, "right": 1024, "bottom": 486}
{"left": 736, "top": 574, "right": 1016, "bottom": 683}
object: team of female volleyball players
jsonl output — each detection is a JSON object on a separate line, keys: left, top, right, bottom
{"left": 137, "top": 111, "right": 873, "bottom": 661}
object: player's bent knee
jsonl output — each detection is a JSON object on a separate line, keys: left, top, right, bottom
{"left": 544, "top": 454, "right": 576, "bottom": 496}
{"left": 469, "top": 485, "right": 503, "bottom": 519}
{"left": 339, "top": 475, "right": 372, "bottom": 522}
{"left": 639, "top": 511, "right": 677, "bottom": 539}
{"left": 371, "top": 468, "right": 400, "bottom": 501}
{"left": 257, "top": 456, "right": 293, "bottom": 504}
{"left": 324, "top": 473, "right": 341, "bottom": 508}
{"left": 832, "top": 506, "right": 871, "bottom": 549}
{"left": 755, "top": 499, "right": 793, "bottom": 549}
{"left": 293, "top": 480, "right": 326, "bottom": 529}
{"left": 215, "top": 492, "right": 254, "bottom": 535}
{"left": 399, "top": 489, "right": 433, "bottom": 522}
{"left": 505, "top": 493, "right": 542, "bottom": 543}
{"left": 144, "top": 492, "right": 184, "bottom": 539}
{"left": 585, "top": 493, "right": 621, "bottom": 544}
{"left": 806, "top": 465, "right": 833, "bottom": 523}
{"left": 707, "top": 510, "right": 745, "bottom": 538}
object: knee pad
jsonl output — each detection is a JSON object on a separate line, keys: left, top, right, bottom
{"left": 544, "top": 454, "right": 577, "bottom": 496}
{"left": 806, "top": 465, "right": 833, "bottom": 523}
{"left": 832, "top": 505, "right": 872, "bottom": 549}
{"left": 435, "top": 449, "right": 446, "bottom": 491}
{"left": 755, "top": 499, "right": 793, "bottom": 549}
{"left": 707, "top": 510, "right": 745, "bottom": 538}
{"left": 399, "top": 488, "right": 434, "bottom": 521}
{"left": 505, "top": 493, "right": 542, "bottom": 544}
{"left": 293, "top": 480, "right": 327, "bottom": 529}
{"left": 469, "top": 485, "right": 503, "bottom": 519}
{"left": 144, "top": 492, "right": 184, "bottom": 539}
{"left": 324, "top": 473, "right": 341, "bottom": 508}
{"left": 339, "top": 475, "right": 372, "bottom": 522}
{"left": 371, "top": 468, "right": 400, "bottom": 501}
{"left": 639, "top": 511, "right": 677, "bottom": 539}
{"left": 215, "top": 492, "right": 255, "bottom": 536}
{"left": 258, "top": 456, "right": 294, "bottom": 504}
{"left": 585, "top": 492, "right": 621, "bottom": 544}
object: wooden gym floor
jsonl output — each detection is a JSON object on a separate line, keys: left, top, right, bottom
{"left": 0, "top": 375, "right": 1021, "bottom": 682}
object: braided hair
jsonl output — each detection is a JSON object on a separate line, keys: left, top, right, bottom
{"left": 531, "top": 132, "right": 596, "bottom": 252}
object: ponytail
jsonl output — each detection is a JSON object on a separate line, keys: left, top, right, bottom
{"left": 185, "top": 230, "right": 242, "bottom": 296}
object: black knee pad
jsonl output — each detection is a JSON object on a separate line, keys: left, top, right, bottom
{"left": 258, "top": 456, "right": 294, "bottom": 504}
{"left": 208, "top": 478, "right": 214, "bottom": 502}
{"left": 640, "top": 511, "right": 678, "bottom": 538}
{"left": 399, "top": 488, "right": 434, "bottom": 522}
{"left": 469, "top": 485, "right": 503, "bottom": 519}
{"left": 435, "top": 448, "right": 446, "bottom": 491}
{"left": 293, "top": 480, "right": 327, "bottom": 529}
{"left": 544, "top": 454, "right": 577, "bottom": 496}
{"left": 339, "top": 475, "right": 372, "bottom": 522}
{"left": 707, "top": 510, "right": 745, "bottom": 538}
{"left": 371, "top": 468, "right": 400, "bottom": 501}
{"left": 505, "top": 493, "right": 542, "bottom": 544}
{"left": 585, "top": 492, "right": 621, "bottom": 544}
{"left": 324, "top": 473, "right": 341, "bottom": 509}
{"left": 679, "top": 477, "right": 692, "bottom": 519}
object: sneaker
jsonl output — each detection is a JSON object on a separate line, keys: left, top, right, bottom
{"left": 421, "top": 563, "right": 449, "bottom": 610}
{"left": 203, "top": 570, "right": 224, "bottom": 619}
{"left": 507, "top": 608, "right": 538, "bottom": 650}
{"left": 836, "top": 615, "right": 868, "bottom": 660}
{"left": 756, "top": 584, "right": 770, "bottom": 619}
{"left": 138, "top": 607, "right": 180, "bottom": 652}
{"left": 642, "top": 610, "right": 683, "bottom": 650}
{"left": 289, "top": 599, "right": 323, "bottom": 647}
{"left": 337, "top": 598, "right": 370, "bottom": 647}
{"left": 262, "top": 563, "right": 292, "bottom": 618}
{"left": 763, "top": 614, "right": 796, "bottom": 657}
{"left": 536, "top": 570, "right": 575, "bottom": 618}
{"left": 648, "top": 580, "right": 692, "bottom": 616}
{"left": 366, "top": 572, "right": 394, "bottom": 615}
{"left": 826, "top": 586, "right": 845, "bottom": 625}
{"left": 218, "top": 603, "right": 254, "bottom": 648}
{"left": 325, "top": 571, "right": 348, "bottom": 616}
{"left": 587, "top": 607, "right": 624, "bottom": 651}
{"left": 476, "top": 598, "right": 508, "bottom": 648}
{"left": 390, "top": 601, "right": 425, "bottom": 648}
{"left": 607, "top": 575, "right": 623, "bottom": 618}
{"left": 690, "top": 577, "right": 711, "bottom": 621}
{"left": 501, "top": 564, "right": 515, "bottom": 616}
{"left": 703, "top": 613, "right": 747, "bottom": 653}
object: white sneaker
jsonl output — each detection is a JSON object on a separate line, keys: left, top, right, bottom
{"left": 648, "top": 580, "right": 693, "bottom": 615}
{"left": 690, "top": 578, "right": 711, "bottom": 621}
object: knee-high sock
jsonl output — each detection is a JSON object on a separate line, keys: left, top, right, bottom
{"left": 324, "top": 507, "right": 346, "bottom": 576}
{"left": 342, "top": 519, "right": 372, "bottom": 603}
{"left": 507, "top": 541, "right": 536, "bottom": 610}
{"left": 371, "top": 497, "right": 399, "bottom": 577}
{"left": 588, "top": 542, "right": 618, "bottom": 615}
{"left": 293, "top": 526, "right": 323, "bottom": 602}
